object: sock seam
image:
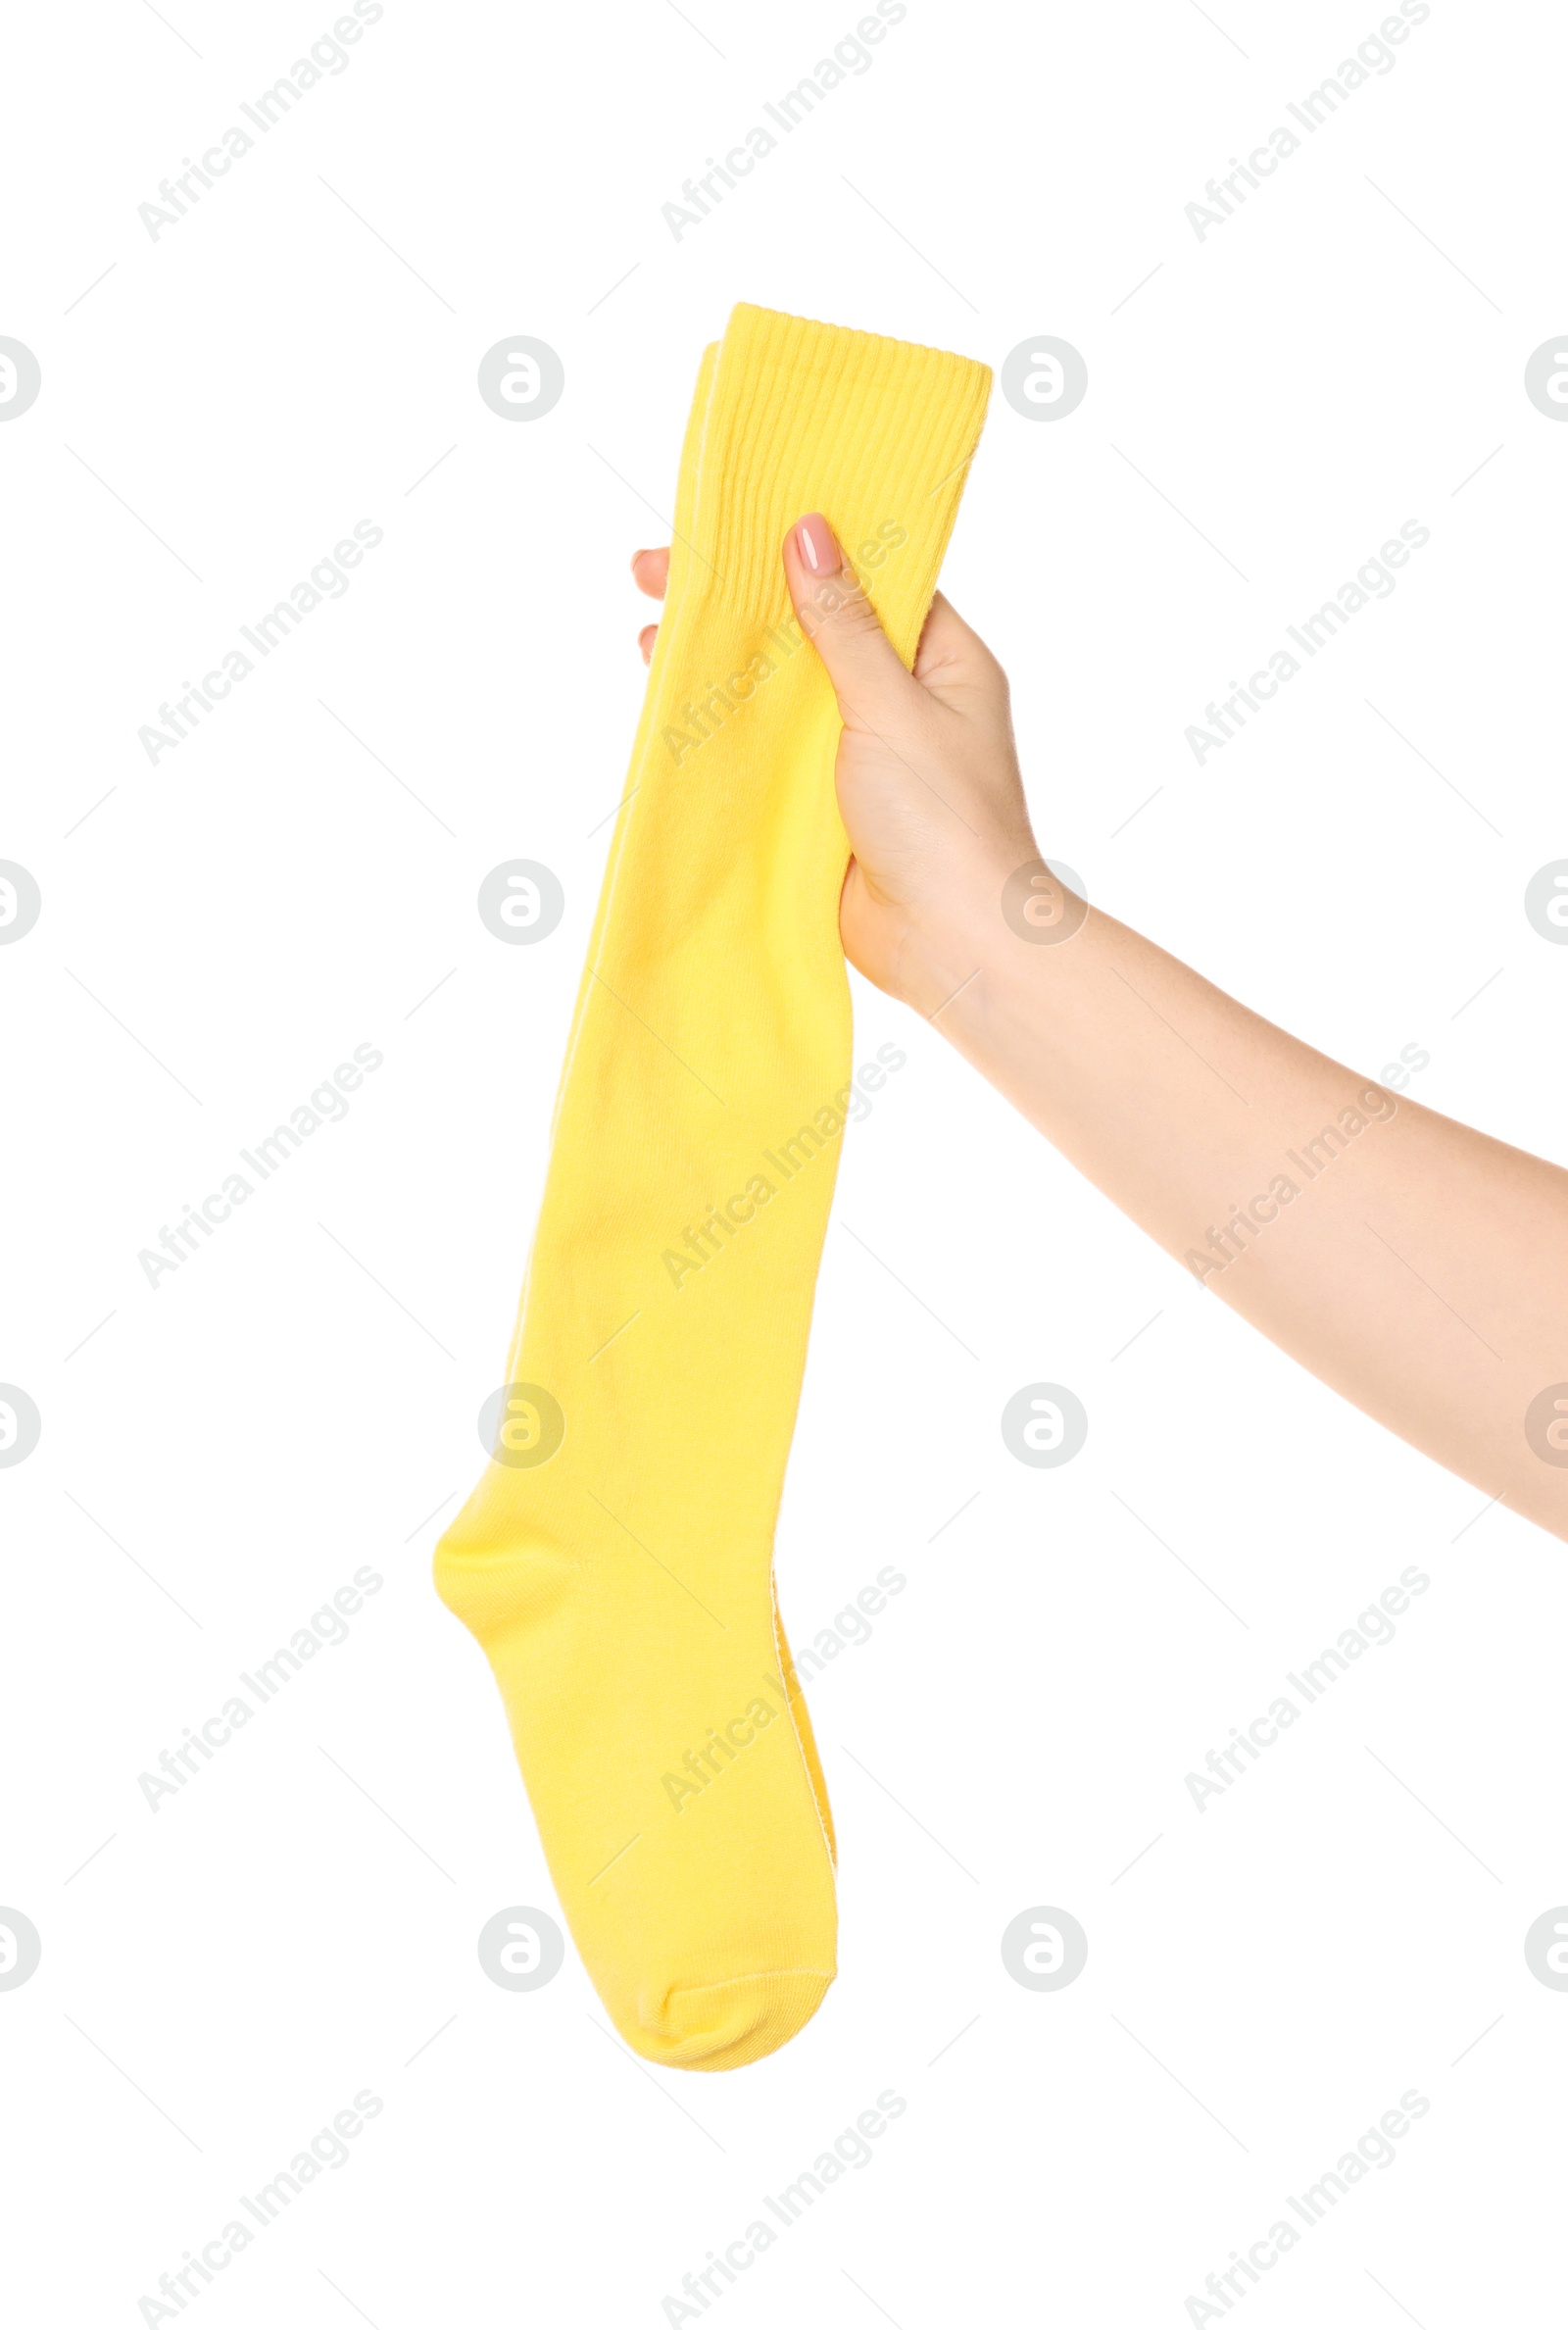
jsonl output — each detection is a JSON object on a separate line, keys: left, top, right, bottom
{"left": 767, "top": 1580, "right": 838, "bottom": 1875}
{"left": 669, "top": 1968, "right": 836, "bottom": 1998}
{"left": 434, "top": 304, "right": 992, "bottom": 2071}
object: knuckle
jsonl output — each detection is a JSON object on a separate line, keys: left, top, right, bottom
{"left": 828, "top": 583, "right": 884, "bottom": 640}
{"left": 973, "top": 645, "right": 1009, "bottom": 701}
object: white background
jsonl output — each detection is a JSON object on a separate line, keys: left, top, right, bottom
{"left": 5, "top": 1, "right": 1567, "bottom": 2322}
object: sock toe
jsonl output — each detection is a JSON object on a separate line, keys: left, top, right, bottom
{"left": 628, "top": 1968, "right": 834, "bottom": 2072}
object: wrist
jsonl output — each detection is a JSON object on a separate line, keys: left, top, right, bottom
{"left": 892, "top": 850, "right": 1088, "bottom": 1024}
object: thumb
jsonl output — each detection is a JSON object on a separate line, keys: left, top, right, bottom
{"left": 782, "top": 513, "right": 921, "bottom": 736}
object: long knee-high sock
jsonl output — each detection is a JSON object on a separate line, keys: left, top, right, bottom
{"left": 435, "top": 304, "right": 991, "bottom": 2071}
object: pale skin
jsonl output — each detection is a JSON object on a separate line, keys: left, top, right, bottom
{"left": 631, "top": 518, "right": 1568, "bottom": 1543}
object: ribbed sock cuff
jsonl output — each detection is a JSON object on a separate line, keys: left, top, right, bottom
{"left": 672, "top": 302, "right": 992, "bottom": 651}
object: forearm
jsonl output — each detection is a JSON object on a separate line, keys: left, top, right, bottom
{"left": 648, "top": 515, "right": 1568, "bottom": 1534}
{"left": 911, "top": 877, "right": 1568, "bottom": 1539}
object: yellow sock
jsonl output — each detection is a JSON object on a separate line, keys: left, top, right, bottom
{"left": 435, "top": 304, "right": 990, "bottom": 2071}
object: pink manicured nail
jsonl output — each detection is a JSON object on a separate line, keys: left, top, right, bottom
{"left": 796, "top": 513, "right": 840, "bottom": 576}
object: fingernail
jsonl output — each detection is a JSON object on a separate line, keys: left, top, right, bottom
{"left": 796, "top": 513, "right": 840, "bottom": 576}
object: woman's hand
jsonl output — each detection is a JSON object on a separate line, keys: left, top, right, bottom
{"left": 633, "top": 527, "right": 1568, "bottom": 1541}
{"left": 631, "top": 518, "right": 1039, "bottom": 1012}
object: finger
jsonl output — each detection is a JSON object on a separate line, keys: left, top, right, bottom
{"left": 639, "top": 622, "right": 659, "bottom": 666}
{"left": 912, "top": 591, "right": 1007, "bottom": 697}
{"left": 631, "top": 546, "right": 669, "bottom": 600}
{"left": 781, "top": 513, "right": 922, "bottom": 734}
